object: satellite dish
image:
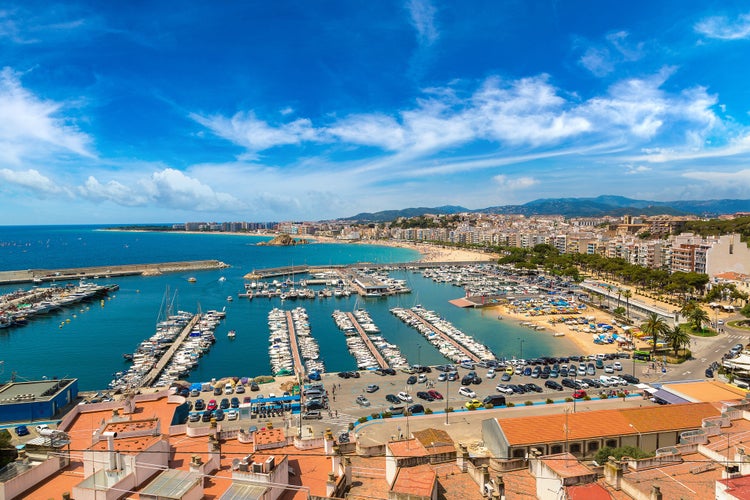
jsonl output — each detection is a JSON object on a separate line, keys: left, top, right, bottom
{"left": 232, "top": 458, "right": 240, "bottom": 470}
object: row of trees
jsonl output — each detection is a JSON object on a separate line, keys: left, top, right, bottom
{"left": 640, "top": 312, "right": 692, "bottom": 358}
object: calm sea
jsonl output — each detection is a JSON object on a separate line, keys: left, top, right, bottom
{"left": 0, "top": 226, "right": 571, "bottom": 390}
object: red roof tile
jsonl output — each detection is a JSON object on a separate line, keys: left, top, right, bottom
{"left": 567, "top": 482, "right": 613, "bottom": 500}
{"left": 391, "top": 463, "right": 435, "bottom": 497}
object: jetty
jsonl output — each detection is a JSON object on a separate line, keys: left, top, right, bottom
{"left": 345, "top": 312, "right": 389, "bottom": 369}
{"left": 141, "top": 315, "right": 200, "bottom": 388}
{"left": 285, "top": 311, "right": 306, "bottom": 378}
{"left": 0, "top": 260, "right": 229, "bottom": 285}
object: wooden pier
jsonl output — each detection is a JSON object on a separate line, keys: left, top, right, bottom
{"left": 401, "top": 309, "right": 481, "bottom": 363}
{"left": 0, "top": 260, "right": 229, "bottom": 285}
{"left": 142, "top": 315, "right": 200, "bottom": 387}
{"left": 345, "top": 312, "right": 389, "bottom": 369}
{"left": 285, "top": 311, "right": 306, "bottom": 378}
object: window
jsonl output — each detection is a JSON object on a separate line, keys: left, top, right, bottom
{"left": 569, "top": 443, "right": 581, "bottom": 454}
{"left": 551, "top": 445, "right": 563, "bottom": 454}
{"left": 512, "top": 448, "right": 526, "bottom": 458}
{"left": 588, "top": 442, "right": 599, "bottom": 452}
{"left": 606, "top": 439, "right": 617, "bottom": 448}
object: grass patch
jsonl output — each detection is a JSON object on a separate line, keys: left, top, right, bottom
{"left": 679, "top": 323, "right": 718, "bottom": 337}
{"left": 729, "top": 320, "right": 750, "bottom": 330}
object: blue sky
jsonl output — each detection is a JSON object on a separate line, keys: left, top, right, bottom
{"left": 2, "top": 1, "right": 750, "bottom": 223}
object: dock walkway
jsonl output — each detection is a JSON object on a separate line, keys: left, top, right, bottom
{"left": 142, "top": 315, "right": 200, "bottom": 387}
{"left": 0, "top": 260, "right": 229, "bottom": 285}
{"left": 345, "top": 312, "right": 389, "bottom": 369}
{"left": 401, "top": 309, "right": 480, "bottom": 363}
{"left": 286, "top": 311, "right": 305, "bottom": 379}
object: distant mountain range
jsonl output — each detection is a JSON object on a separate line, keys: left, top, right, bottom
{"left": 341, "top": 196, "right": 750, "bottom": 222}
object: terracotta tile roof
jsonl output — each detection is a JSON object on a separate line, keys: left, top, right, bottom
{"left": 432, "top": 463, "right": 484, "bottom": 500}
{"left": 391, "top": 463, "right": 435, "bottom": 498}
{"left": 388, "top": 438, "right": 429, "bottom": 458}
{"left": 622, "top": 452, "right": 721, "bottom": 500}
{"left": 412, "top": 428, "right": 456, "bottom": 455}
{"left": 716, "top": 272, "right": 750, "bottom": 280}
{"left": 499, "top": 468, "right": 537, "bottom": 498}
{"left": 498, "top": 402, "right": 719, "bottom": 445}
{"left": 567, "top": 482, "right": 612, "bottom": 499}
{"left": 718, "top": 474, "right": 750, "bottom": 499}
{"left": 541, "top": 453, "right": 594, "bottom": 479}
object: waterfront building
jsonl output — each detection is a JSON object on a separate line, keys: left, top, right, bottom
{"left": 0, "top": 379, "right": 78, "bottom": 422}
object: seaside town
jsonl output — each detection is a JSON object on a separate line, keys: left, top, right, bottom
{"left": 3, "top": 211, "right": 750, "bottom": 499}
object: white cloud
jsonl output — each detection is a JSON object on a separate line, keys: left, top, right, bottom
{"left": 0, "top": 168, "right": 63, "bottom": 194}
{"left": 492, "top": 174, "right": 538, "bottom": 190}
{"left": 190, "top": 110, "right": 319, "bottom": 154}
{"left": 579, "top": 31, "right": 643, "bottom": 77}
{"left": 0, "top": 67, "right": 93, "bottom": 165}
{"left": 682, "top": 168, "right": 750, "bottom": 187}
{"left": 695, "top": 13, "right": 750, "bottom": 40}
{"left": 624, "top": 164, "right": 651, "bottom": 175}
{"left": 406, "top": 0, "right": 438, "bottom": 46}
{"left": 580, "top": 47, "right": 614, "bottom": 77}
{"left": 326, "top": 114, "right": 406, "bottom": 150}
{"left": 78, "top": 168, "right": 244, "bottom": 212}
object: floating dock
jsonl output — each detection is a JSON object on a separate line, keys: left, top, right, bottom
{"left": 398, "top": 309, "right": 481, "bottom": 363}
{"left": 0, "top": 260, "right": 229, "bottom": 285}
{"left": 345, "top": 312, "right": 389, "bottom": 369}
{"left": 285, "top": 311, "right": 305, "bottom": 378}
{"left": 141, "top": 315, "right": 200, "bottom": 388}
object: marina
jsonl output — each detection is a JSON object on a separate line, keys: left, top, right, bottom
{"left": 332, "top": 310, "right": 381, "bottom": 370}
{"left": 345, "top": 311, "right": 389, "bottom": 369}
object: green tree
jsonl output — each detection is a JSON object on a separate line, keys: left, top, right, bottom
{"left": 689, "top": 307, "right": 710, "bottom": 332}
{"left": 641, "top": 312, "right": 670, "bottom": 358}
{"left": 622, "top": 289, "right": 632, "bottom": 320}
{"left": 665, "top": 325, "right": 691, "bottom": 357}
{"left": 594, "top": 445, "right": 653, "bottom": 464}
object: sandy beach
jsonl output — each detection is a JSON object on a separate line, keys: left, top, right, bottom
{"left": 486, "top": 302, "right": 647, "bottom": 356}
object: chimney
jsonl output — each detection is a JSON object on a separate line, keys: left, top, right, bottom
{"left": 324, "top": 428, "right": 335, "bottom": 455}
{"left": 102, "top": 431, "right": 118, "bottom": 470}
{"left": 326, "top": 471, "right": 337, "bottom": 497}
{"left": 604, "top": 457, "right": 623, "bottom": 490}
{"left": 650, "top": 485, "right": 662, "bottom": 500}
{"left": 189, "top": 455, "right": 203, "bottom": 474}
{"left": 344, "top": 456, "right": 352, "bottom": 486}
{"left": 481, "top": 465, "right": 490, "bottom": 497}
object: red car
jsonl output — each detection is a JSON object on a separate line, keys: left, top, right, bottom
{"left": 207, "top": 399, "right": 218, "bottom": 410}
{"left": 427, "top": 389, "right": 443, "bottom": 400}
{"left": 572, "top": 390, "right": 587, "bottom": 399}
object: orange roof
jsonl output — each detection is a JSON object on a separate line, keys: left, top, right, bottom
{"left": 391, "top": 463, "right": 436, "bottom": 497}
{"left": 567, "top": 482, "right": 613, "bottom": 500}
{"left": 433, "top": 463, "right": 485, "bottom": 500}
{"left": 662, "top": 380, "right": 748, "bottom": 402}
{"left": 388, "top": 439, "right": 429, "bottom": 458}
{"left": 90, "top": 434, "right": 164, "bottom": 453}
{"left": 254, "top": 427, "right": 286, "bottom": 446}
{"left": 541, "top": 453, "right": 594, "bottom": 479}
{"left": 718, "top": 474, "right": 750, "bottom": 499}
{"left": 412, "top": 428, "right": 456, "bottom": 455}
{"left": 498, "top": 402, "right": 719, "bottom": 445}
{"left": 715, "top": 272, "right": 750, "bottom": 281}
{"left": 103, "top": 417, "right": 159, "bottom": 434}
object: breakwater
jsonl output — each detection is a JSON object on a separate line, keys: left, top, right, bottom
{"left": 0, "top": 260, "right": 229, "bottom": 285}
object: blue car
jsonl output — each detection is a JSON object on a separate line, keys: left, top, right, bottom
{"left": 15, "top": 425, "right": 29, "bottom": 437}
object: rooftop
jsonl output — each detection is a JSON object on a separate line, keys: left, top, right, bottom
{"left": 139, "top": 468, "right": 202, "bottom": 498}
{"left": 497, "top": 402, "right": 719, "bottom": 446}
{"left": 388, "top": 438, "right": 429, "bottom": 458}
{"left": 103, "top": 417, "right": 159, "bottom": 434}
{"left": 0, "top": 379, "right": 75, "bottom": 403}
{"left": 540, "top": 453, "right": 595, "bottom": 479}
{"left": 661, "top": 380, "right": 748, "bottom": 403}
{"left": 718, "top": 474, "right": 750, "bottom": 500}
{"left": 90, "top": 434, "right": 164, "bottom": 453}
{"left": 622, "top": 452, "right": 721, "bottom": 500}
{"left": 391, "top": 463, "right": 435, "bottom": 498}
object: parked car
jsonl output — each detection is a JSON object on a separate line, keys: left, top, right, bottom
{"left": 366, "top": 384, "right": 380, "bottom": 393}
{"left": 427, "top": 389, "right": 443, "bottom": 400}
{"left": 385, "top": 394, "right": 401, "bottom": 404}
{"left": 458, "top": 386, "right": 476, "bottom": 398}
{"left": 194, "top": 399, "right": 205, "bottom": 410}
{"left": 496, "top": 384, "right": 513, "bottom": 394}
{"left": 226, "top": 410, "right": 239, "bottom": 421}
{"left": 544, "top": 380, "right": 563, "bottom": 391}
{"left": 201, "top": 410, "right": 213, "bottom": 422}
{"left": 188, "top": 413, "right": 201, "bottom": 422}
{"left": 356, "top": 396, "right": 371, "bottom": 407}
{"left": 408, "top": 404, "right": 425, "bottom": 414}
{"left": 15, "top": 425, "right": 29, "bottom": 437}
{"left": 437, "top": 373, "right": 447, "bottom": 382}
{"left": 613, "top": 362, "right": 623, "bottom": 371}
{"left": 416, "top": 391, "right": 434, "bottom": 401}
{"left": 397, "top": 391, "right": 413, "bottom": 402}
{"left": 230, "top": 397, "right": 240, "bottom": 408}
{"left": 524, "top": 383, "right": 543, "bottom": 393}
{"left": 214, "top": 409, "right": 225, "bottom": 421}
{"left": 465, "top": 399, "right": 484, "bottom": 410}
{"left": 220, "top": 398, "right": 230, "bottom": 409}
{"left": 302, "top": 411, "right": 323, "bottom": 420}
{"left": 207, "top": 399, "right": 218, "bottom": 411}
{"left": 573, "top": 390, "right": 587, "bottom": 399}
{"left": 621, "top": 374, "right": 640, "bottom": 384}
{"left": 235, "top": 385, "right": 246, "bottom": 394}
{"left": 417, "top": 374, "right": 427, "bottom": 383}
{"left": 406, "top": 375, "right": 418, "bottom": 385}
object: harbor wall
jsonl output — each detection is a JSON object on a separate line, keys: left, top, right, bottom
{"left": 0, "top": 260, "right": 229, "bottom": 285}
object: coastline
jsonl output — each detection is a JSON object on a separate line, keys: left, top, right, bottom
{"left": 104, "top": 228, "right": 499, "bottom": 264}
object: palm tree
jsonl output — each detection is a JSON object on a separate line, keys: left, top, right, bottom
{"left": 641, "top": 312, "right": 670, "bottom": 359}
{"left": 680, "top": 301, "right": 698, "bottom": 324}
{"left": 665, "top": 325, "right": 691, "bottom": 357}
{"left": 606, "top": 285, "right": 613, "bottom": 309}
{"left": 622, "top": 289, "right": 632, "bottom": 320}
{"left": 617, "top": 288, "right": 623, "bottom": 310}
{"left": 689, "top": 307, "right": 710, "bottom": 332}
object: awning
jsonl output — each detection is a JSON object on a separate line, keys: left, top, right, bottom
{"left": 652, "top": 389, "right": 689, "bottom": 404}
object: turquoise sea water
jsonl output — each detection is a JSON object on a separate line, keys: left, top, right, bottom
{"left": 0, "top": 226, "right": 573, "bottom": 390}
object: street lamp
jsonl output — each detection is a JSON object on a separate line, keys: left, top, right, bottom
{"left": 445, "top": 376, "right": 450, "bottom": 425}
{"left": 629, "top": 423, "right": 642, "bottom": 448}
{"left": 518, "top": 338, "right": 525, "bottom": 360}
{"left": 417, "top": 345, "right": 422, "bottom": 366}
